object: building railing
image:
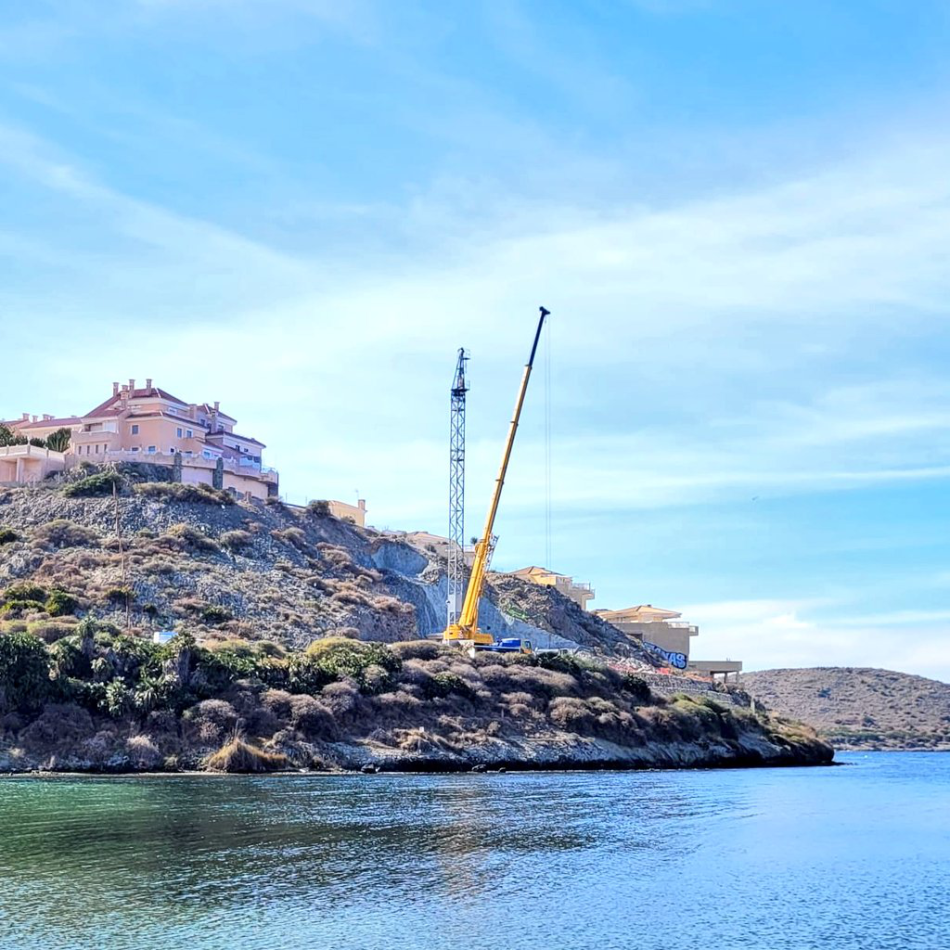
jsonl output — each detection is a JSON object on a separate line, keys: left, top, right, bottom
{"left": 0, "top": 444, "right": 66, "bottom": 460}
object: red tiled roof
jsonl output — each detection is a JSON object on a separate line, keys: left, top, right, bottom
{"left": 84, "top": 387, "right": 188, "bottom": 419}
{"left": 2, "top": 416, "right": 82, "bottom": 430}
{"left": 207, "top": 431, "right": 266, "bottom": 448}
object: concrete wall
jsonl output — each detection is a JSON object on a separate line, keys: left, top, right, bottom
{"left": 610, "top": 620, "right": 696, "bottom": 657}
{"left": 0, "top": 445, "right": 66, "bottom": 483}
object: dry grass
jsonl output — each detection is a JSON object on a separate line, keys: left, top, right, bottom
{"left": 203, "top": 736, "right": 288, "bottom": 772}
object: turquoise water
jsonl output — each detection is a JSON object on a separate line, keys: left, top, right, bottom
{"left": 0, "top": 753, "right": 947, "bottom": 949}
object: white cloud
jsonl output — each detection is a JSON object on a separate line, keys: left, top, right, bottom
{"left": 681, "top": 597, "right": 950, "bottom": 683}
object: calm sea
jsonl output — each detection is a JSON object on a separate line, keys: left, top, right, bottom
{"left": 0, "top": 752, "right": 947, "bottom": 950}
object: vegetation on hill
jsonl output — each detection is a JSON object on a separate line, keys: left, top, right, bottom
{"left": 0, "top": 467, "right": 833, "bottom": 771}
{"left": 0, "top": 626, "right": 832, "bottom": 772}
{"left": 742, "top": 667, "right": 950, "bottom": 750}
{"left": 0, "top": 467, "right": 658, "bottom": 656}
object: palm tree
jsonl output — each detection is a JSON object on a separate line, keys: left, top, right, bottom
{"left": 45, "top": 427, "right": 72, "bottom": 453}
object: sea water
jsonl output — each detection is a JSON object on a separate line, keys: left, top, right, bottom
{"left": 0, "top": 752, "right": 947, "bottom": 950}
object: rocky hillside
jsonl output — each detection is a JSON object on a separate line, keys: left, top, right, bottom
{"left": 0, "top": 468, "right": 833, "bottom": 772}
{"left": 742, "top": 667, "right": 950, "bottom": 750}
{"left": 0, "top": 466, "right": 656, "bottom": 660}
{"left": 0, "top": 630, "right": 832, "bottom": 773}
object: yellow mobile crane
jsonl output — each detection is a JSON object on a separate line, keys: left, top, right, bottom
{"left": 441, "top": 306, "right": 550, "bottom": 651}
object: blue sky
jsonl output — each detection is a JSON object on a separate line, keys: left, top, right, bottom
{"left": 3, "top": 0, "right": 950, "bottom": 678}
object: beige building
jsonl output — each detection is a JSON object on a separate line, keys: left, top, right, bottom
{"left": 4, "top": 379, "right": 278, "bottom": 500}
{"left": 327, "top": 499, "right": 368, "bottom": 527}
{"left": 509, "top": 566, "right": 595, "bottom": 610}
{"left": 596, "top": 604, "right": 742, "bottom": 681}
{"left": 0, "top": 444, "right": 67, "bottom": 484}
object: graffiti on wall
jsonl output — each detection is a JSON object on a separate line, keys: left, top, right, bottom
{"left": 643, "top": 641, "right": 688, "bottom": 670}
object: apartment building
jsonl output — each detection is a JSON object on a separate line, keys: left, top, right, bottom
{"left": 595, "top": 604, "right": 742, "bottom": 681}
{"left": 508, "top": 566, "right": 596, "bottom": 610}
{"left": 4, "top": 379, "right": 277, "bottom": 499}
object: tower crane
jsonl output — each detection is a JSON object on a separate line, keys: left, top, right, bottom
{"left": 441, "top": 306, "right": 550, "bottom": 651}
{"left": 447, "top": 347, "right": 468, "bottom": 628}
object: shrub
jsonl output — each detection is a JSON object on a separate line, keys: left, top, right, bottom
{"left": 203, "top": 736, "right": 288, "bottom": 773}
{"left": 63, "top": 470, "right": 125, "bottom": 497}
{"left": 185, "top": 699, "right": 239, "bottom": 745}
{"left": 0, "top": 527, "right": 19, "bottom": 545}
{"left": 164, "top": 523, "right": 219, "bottom": 552}
{"left": 45, "top": 589, "right": 79, "bottom": 617}
{"left": 105, "top": 586, "right": 133, "bottom": 604}
{"left": 289, "top": 694, "right": 337, "bottom": 739}
{"left": 307, "top": 500, "right": 331, "bottom": 517}
{"left": 621, "top": 674, "right": 652, "bottom": 705}
{"left": 0, "top": 600, "right": 45, "bottom": 619}
{"left": 220, "top": 530, "right": 253, "bottom": 552}
{"left": 0, "top": 632, "right": 51, "bottom": 710}
{"left": 27, "top": 620, "right": 78, "bottom": 643}
{"left": 271, "top": 527, "right": 308, "bottom": 549}
{"left": 2, "top": 583, "right": 47, "bottom": 605}
{"left": 135, "top": 482, "right": 234, "bottom": 506}
{"left": 199, "top": 605, "right": 233, "bottom": 626}
{"left": 32, "top": 519, "right": 100, "bottom": 549}
{"left": 299, "top": 637, "right": 401, "bottom": 691}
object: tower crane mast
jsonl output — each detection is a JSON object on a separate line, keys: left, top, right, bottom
{"left": 447, "top": 348, "right": 469, "bottom": 628}
{"left": 442, "top": 307, "right": 550, "bottom": 649}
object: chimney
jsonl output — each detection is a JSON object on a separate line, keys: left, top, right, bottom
{"left": 128, "top": 379, "right": 136, "bottom": 393}
{"left": 113, "top": 382, "right": 120, "bottom": 397}
{"left": 21, "top": 412, "right": 28, "bottom": 421}
{"left": 43, "top": 414, "right": 52, "bottom": 421}
{"left": 31, "top": 415, "right": 38, "bottom": 423}
{"left": 146, "top": 378, "right": 153, "bottom": 391}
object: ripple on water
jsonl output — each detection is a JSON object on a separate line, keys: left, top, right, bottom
{"left": 1, "top": 754, "right": 948, "bottom": 950}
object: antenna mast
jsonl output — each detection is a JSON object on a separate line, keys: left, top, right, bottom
{"left": 447, "top": 348, "right": 469, "bottom": 627}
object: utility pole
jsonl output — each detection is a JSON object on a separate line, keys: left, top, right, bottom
{"left": 447, "top": 348, "right": 469, "bottom": 627}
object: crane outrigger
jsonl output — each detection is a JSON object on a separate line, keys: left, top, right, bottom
{"left": 441, "top": 306, "right": 550, "bottom": 652}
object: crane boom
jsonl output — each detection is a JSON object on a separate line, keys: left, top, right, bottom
{"left": 442, "top": 307, "right": 550, "bottom": 646}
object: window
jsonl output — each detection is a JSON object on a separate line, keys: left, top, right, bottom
{"left": 94, "top": 445, "right": 99, "bottom": 454}
{"left": 131, "top": 424, "right": 139, "bottom": 435}
{"left": 131, "top": 447, "right": 140, "bottom": 453}
{"left": 169, "top": 447, "right": 176, "bottom": 454}
{"left": 176, "top": 427, "right": 183, "bottom": 438}
{"left": 186, "top": 429, "right": 193, "bottom": 438}
{"left": 147, "top": 446, "right": 156, "bottom": 454}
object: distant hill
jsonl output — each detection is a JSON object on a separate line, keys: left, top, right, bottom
{"left": 742, "top": 667, "right": 950, "bottom": 750}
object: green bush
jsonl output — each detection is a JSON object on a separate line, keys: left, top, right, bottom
{"left": 0, "top": 632, "right": 51, "bottom": 710}
{"left": 621, "top": 673, "right": 652, "bottom": 704}
{"left": 307, "top": 500, "right": 331, "bottom": 517}
{"left": 45, "top": 589, "right": 79, "bottom": 617}
{"left": 199, "top": 605, "right": 232, "bottom": 625}
{"left": 0, "top": 600, "right": 45, "bottom": 619}
{"left": 63, "top": 470, "right": 125, "bottom": 497}
{"left": 2, "top": 583, "right": 47, "bottom": 605}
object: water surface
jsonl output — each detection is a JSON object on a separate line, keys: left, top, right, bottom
{"left": 1, "top": 753, "right": 947, "bottom": 949}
